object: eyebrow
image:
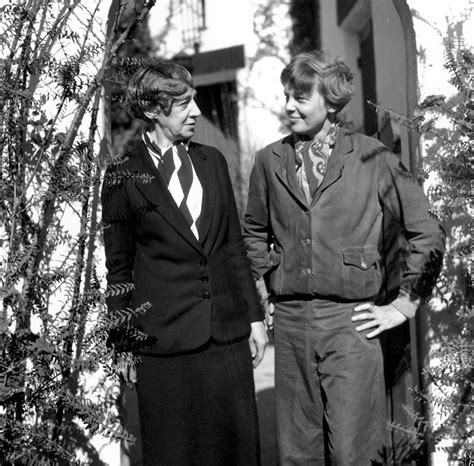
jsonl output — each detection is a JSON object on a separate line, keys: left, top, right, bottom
{"left": 175, "top": 90, "right": 196, "bottom": 104}
{"left": 295, "top": 93, "right": 309, "bottom": 99}
{"left": 283, "top": 89, "right": 309, "bottom": 98}
{"left": 176, "top": 96, "right": 191, "bottom": 104}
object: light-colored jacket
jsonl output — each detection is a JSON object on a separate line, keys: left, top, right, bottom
{"left": 243, "top": 129, "right": 445, "bottom": 316}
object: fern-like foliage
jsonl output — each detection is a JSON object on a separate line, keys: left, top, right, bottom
{"left": 374, "top": 46, "right": 472, "bottom": 464}
{"left": 62, "top": 392, "right": 136, "bottom": 442}
{"left": 104, "top": 282, "right": 135, "bottom": 299}
{"left": 103, "top": 169, "right": 154, "bottom": 186}
{"left": 102, "top": 302, "right": 152, "bottom": 331}
{"left": 0, "top": 0, "right": 157, "bottom": 464}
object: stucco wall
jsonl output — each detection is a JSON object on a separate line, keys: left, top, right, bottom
{"left": 318, "top": 0, "right": 364, "bottom": 131}
{"left": 406, "top": 2, "right": 473, "bottom": 464}
{"left": 371, "top": 0, "right": 411, "bottom": 166}
{"left": 319, "top": 0, "right": 411, "bottom": 163}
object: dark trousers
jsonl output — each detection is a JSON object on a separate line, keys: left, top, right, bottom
{"left": 136, "top": 337, "right": 260, "bottom": 466}
{"left": 274, "top": 299, "right": 387, "bottom": 466}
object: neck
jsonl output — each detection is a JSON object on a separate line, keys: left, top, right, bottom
{"left": 305, "top": 119, "right": 334, "bottom": 141}
{"left": 149, "top": 124, "right": 175, "bottom": 148}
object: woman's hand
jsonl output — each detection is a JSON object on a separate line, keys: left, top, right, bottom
{"left": 249, "top": 321, "right": 268, "bottom": 368}
{"left": 113, "top": 351, "right": 138, "bottom": 387}
{"left": 264, "top": 300, "right": 275, "bottom": 331}
{"left": 352, "top": 302, "right": 408, "bottom": 339}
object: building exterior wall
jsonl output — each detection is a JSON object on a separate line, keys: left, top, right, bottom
{"left": 319, "top": 0, "right": 412, "bottom": 164}
{"left": 406, "top": 3, "right": 473, "bottom": 464}
{"left": 319, "top": 0, "right": 365, "bottom": 132}
{"left": 371, "top": 0, "right": 411, "bottom": 166}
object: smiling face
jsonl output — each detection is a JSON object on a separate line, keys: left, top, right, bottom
{"left": 146, "top": 86, "right": 201, "bottom": 146}
{"left": 284, "top": 85, "right": 335, "bottom": 139}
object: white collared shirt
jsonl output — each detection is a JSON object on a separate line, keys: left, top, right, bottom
{"left": 142, "top": 134, "right": 203, "bottom": 240}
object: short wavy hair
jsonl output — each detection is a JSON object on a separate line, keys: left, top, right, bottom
{"left": 125, "top": 62, "right": 194, "bottom": 122}
{"left": 281, "top": 50, "right": 355, "bottom": 112}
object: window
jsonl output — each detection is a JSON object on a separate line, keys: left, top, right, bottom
{"left": 195, "top": 80, "right": 239, "bottom": 140}
{"left": 180, "top": 0, "right": 206, "bottom": 50}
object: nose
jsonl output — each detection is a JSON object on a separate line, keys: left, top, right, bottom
{"left": 190, "top": 99, "right": 201, "bottom": 118}
{"left": 285, "top": 96, "right": 295, "bottom": 114}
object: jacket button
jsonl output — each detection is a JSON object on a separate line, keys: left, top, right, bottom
{"left": 199, "top": 258, "right": 207, "bottom": 267}
{"left": 203, "top": 292, "right": 211, "bottom": 300}
{"left": 201, "top": 275, "right": 209, "bottom": 283}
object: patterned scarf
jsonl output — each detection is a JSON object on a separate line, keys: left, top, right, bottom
{"left": 294, "top": 124, "right": 339, "bottom": 202}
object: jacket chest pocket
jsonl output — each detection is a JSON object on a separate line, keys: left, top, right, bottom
{"left": 341, "top": 246, "right": 382, "bottom": 299}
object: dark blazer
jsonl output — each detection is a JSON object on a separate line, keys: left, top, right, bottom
{"left": 102, "top": 140, "right": 262, "bottom": 354}
{"left": 244, "top": 128, "right": 445, "bottom": 304}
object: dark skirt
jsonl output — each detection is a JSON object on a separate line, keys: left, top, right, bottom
{"left": 136, "top": 337, "right": 261, "bottom": 466}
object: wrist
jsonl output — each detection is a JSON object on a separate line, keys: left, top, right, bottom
{"left": 391, "top": 288, "right": 421, "bottom": 319}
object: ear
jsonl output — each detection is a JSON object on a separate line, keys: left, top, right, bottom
{"left": 143, "top": 107, "right": 161, "bottom": 121}
{"left": 327, "top": 107, "right": 337, "bottom": 123}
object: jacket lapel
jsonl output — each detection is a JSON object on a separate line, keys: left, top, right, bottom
{"left": 188, "top": 143, "right": 215, "bottom": 245}
{"left": 312, "top": 129, "right": 354, "bottom": 205}
{"left": 273, "top": 136, "right": 309, "bottom": 209}
{"left": 133, "top": 141, "right": 204, "bottom": 253}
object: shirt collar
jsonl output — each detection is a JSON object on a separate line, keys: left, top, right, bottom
{"left": 142, "top": 131, "right": 189, "bottom": 159}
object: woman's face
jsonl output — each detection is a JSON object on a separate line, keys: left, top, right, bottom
{"left": 284, "top": 84, "right": 335, "bottom": 139}
{"left": 147, "top": 86, "right": 201, "bottom": 145}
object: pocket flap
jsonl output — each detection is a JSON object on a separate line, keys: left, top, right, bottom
{"left": 342, "top": 247, "right": 380, "bottom": 270}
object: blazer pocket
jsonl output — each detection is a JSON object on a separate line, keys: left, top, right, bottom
{"left": 341, "top": 246, "right": 382, "bottom": 299}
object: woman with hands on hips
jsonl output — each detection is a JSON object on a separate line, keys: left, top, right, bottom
{"left": 244, "top": 50, "right": 444, "bottom": 465}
